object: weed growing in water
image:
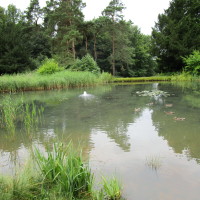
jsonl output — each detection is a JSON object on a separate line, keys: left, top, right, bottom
{"left": 0, "top": 96, "right": 18, "bottom": 134}
{"left": 0, "top": 142, "right": 124, "bottom": 200}
{"left": 23, "top": 102, "right": 44, "bottom": 134}
{"left": 35, "top": 142, "right": 94, "bottom": 199}
{"left": 0, "top": 96, "right": 44, "bottom": 135}
{"left": 146, "top": 155, "right": 162, "bottom": 171}
{"left": 101, "top": 176, "right": 122, "bottom": 200}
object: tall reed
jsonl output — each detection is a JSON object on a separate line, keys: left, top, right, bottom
{"left": 0, "top": 142, "right": 124, "bottom": 200}
{"left": 34, "top": 142, "right": 94, "bottom": 199}
{"left": 23, "top": 102, "right": 44, "bottom": 134}
{"left": 0, "top": 96, "right": 44, "bottom": 134}
{"left": 0, "top": 71, "right": 113, "bottom": 93}
{"left": 0, "top": 96, "right": 18, "bottom": 134}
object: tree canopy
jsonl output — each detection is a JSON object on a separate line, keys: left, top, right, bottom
{"left": 0, "top": 0, "right": 199, "bottom": 76}
{"left": 152, "top": 0, "right": 200, "bottom": 73}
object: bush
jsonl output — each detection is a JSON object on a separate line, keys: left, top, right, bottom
{"left": 71, "top": 54, "right": 100, "bottom": 75}
{"left": 37, "top": 59, "right": 64, "bottom": 75}
{"left": 183, "top": 50, "right": 200, "bottom": 75}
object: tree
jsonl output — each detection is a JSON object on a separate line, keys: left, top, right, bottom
{"left": 0, "top": 5, "right": 34, "bottom": 74}
{"left": 102, "top": 0, "right": 126, "bottom": 75}
{"left": 44, "top": 0, "right": 85, "bottom": 63}
{"left": 25, "top": 0, "right": 43, "bottom": 26}
{"left": 152, "top": 0, "right": 200, "bottom": 73}
{"left": 24, "top": 0, "right": 51, "bottom": 65}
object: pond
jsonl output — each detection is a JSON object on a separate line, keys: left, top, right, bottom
{"left": 0, "top": 82, "right": 200, "bottom": 200}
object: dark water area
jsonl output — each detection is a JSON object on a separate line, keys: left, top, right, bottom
{"left": 0, "top": 82, "right": 200, "bottom": 200}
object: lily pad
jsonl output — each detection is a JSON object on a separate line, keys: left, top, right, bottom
{"left": 136, "top": 90, "right": 170, "bottom": 97}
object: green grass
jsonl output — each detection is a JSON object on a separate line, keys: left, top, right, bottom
{"left": 102, "top": 176, "right": 122, "bottom": 200}
{"left": 113, "top": 76, "right": 172, "bottom": 82}
{"left": 0, "top": 96, "right": 44, "bottom": 134}
{"left": 0, "top": 71, "right": 199, "bottom": 94}
{"left": 0, "top": 142, "right": 124, "bottom": 200}
{"left": 170, "top": 72, "right": 200, "bottom": 81}
{"left": 0, "top": 71, "right": 112, "bottom": 93}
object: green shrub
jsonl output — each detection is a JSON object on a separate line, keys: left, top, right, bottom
{"left": 71, "top": 54, "right": 100, "bottom": 75}
{"left": 183, "top": 50, "right": 200, "bottom": 75}
{"left": 37, "top": 59, "right": 64, "bottom": 75}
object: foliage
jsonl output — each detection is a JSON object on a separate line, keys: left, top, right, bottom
{"left": 37, "top": 59, "right": 64, "bottom": 75}
{"left": 102, "top": 176, "right": 122, "bottom": 200}
{"left": 0, "top": 142, "right": 124, "bottom": 200}
{"left": 44, "top": 0, "right": 85, "bottom": 60}
{"left": 98, "top": 72, "right": 114, "bottom": 83}
{"left": 170, "top": 72, "right": 196, "bottom": 81}
{"left": 183, "top": 50, "right": 200, "bottom": 75}
{"left": 71, "top": 54, "right": 100, "bottom": 74}
{"left": 0, "top": 71, "right": 111, "bottom": 93}
{"left": 152, "top": 0, "right": 200, "bottom": 73}
{"left": 0, "top": 5, "right": 34, "bottom": 74}
{"left": 35, "top": 142, "right": 93, "bottom": 199}
{"left": 0, "top": 96, "right": 44, "bottom": 134}
{"left": 0, "top": 0, "right": 158, "bottom": 77}
{"left": 113, "top": 76, "right": 171, "bottom": 82}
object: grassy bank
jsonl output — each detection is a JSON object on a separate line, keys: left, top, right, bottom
{"left": 114, "top": 74, "right": 200, "bottom": 83}
{"left": 113, "top": 76, "right": 171, "bottom": 82}
{"left": 0, "top": 71, "right": 199, "bottom": 94}
{"left": 0, "top": 71, "right": 113, "bottom": 93}
{"left": 0, "top": 142, "right": 123, "bottom": 200}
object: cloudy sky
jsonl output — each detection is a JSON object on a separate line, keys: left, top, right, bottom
{"left": 0, "top": 0, "right": 171, "bottom": 35}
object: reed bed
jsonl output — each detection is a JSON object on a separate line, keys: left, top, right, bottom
{"left": 1, "top": 71, "right": 199, "bottom": 94}
{"left": 0, "top": 142, "right": 123, "bottom": 200}
{"left": 0, "top": 71, "right": 111, "bottom": 93}
{"left": 0, "top": 96, "right": 44, "bottom": 134}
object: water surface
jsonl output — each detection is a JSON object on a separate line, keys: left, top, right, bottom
{"left": 0, "top": 82, "right": 200, "bottom": 200}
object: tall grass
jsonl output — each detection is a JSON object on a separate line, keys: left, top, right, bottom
{"left": 35, "top": 142, "right": 93, "bottom": 199}
{"left": 0, "top": 71, "right": 113, "bottom": 93}
{"left": 113, "top": 76, "right": 172, "bottom": 82}
{"left": 0, "top": 96, "right": 44, "bottom": 134}
{"left": 0, "top": 96, "right": 19, "bottom": 134}
{"left": 171, "top": 72, "right": 199, "bottom": 81}
{"left": 101, "top": 176, "right": 122, "bottom": 200}
{"left": 23, "top": 102, "right": 44, "bottom": 134}
{"left": 0, "top": 142, "right": 124, "bottom": 200}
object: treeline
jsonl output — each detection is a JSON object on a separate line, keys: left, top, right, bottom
{"left": 0, "top": 0, "right": 199, "bottom": 76}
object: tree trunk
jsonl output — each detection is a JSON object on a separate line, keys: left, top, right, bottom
{"left": 85, "top": 36, "right": 88, "bottom": 53}
{"left": 94, "top": 35, "right": 97, "bottom": 61}
{"left": 112, "top": 34, "right": 115, "bottom": 76}
{"left": 72, "top": 40, "right": 76, "bottom": 60}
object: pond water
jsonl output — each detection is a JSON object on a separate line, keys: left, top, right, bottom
{"left": 0, "top": 82, "right": 200, "bottom": 200}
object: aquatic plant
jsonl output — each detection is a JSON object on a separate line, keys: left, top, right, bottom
{"left": 136, "top": 90, "right": 170, "bottom": 97}
{"left": 0, "top": 96, "right": 19, "bottom": 134}
{"left": 35, "top": 142, "right": 94, "bottom": 199}
{"left": 23, "top": 102, "right": 44, "bottom": 134}
{"left": 102, "top": 176, "right": 122, "bottom": 200}
{"left": 0, "top": 96, "right": 44, "bottom": 134}
{"left": 0, "top": 142, "right": 124, "bottom": 200}
{"left": 146, "top": 155, "right": 162, "bottom": 171}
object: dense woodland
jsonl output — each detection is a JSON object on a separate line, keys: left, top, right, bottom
{"left": 0, "top": 0, "right": 199, "bottom": 76}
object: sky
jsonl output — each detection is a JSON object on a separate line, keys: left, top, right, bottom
{"left": 0, "top": 0, "right": 171, "bottom": 35}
